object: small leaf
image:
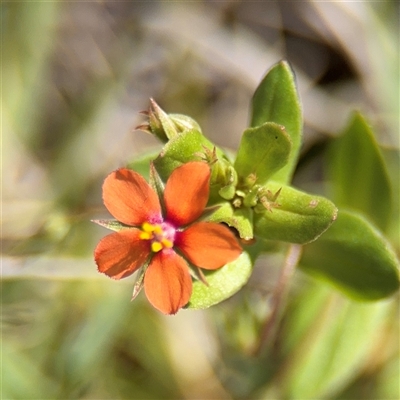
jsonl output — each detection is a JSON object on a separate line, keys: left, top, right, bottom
{"left": 234, "top": 122, "right": 292, "bottom": 185}
{"left": 253, "top": 182, "right": 338, "bottom": 244}
{"left": 186, "top": 252, "right": 253, "bottom": 309}
{"left": 91, "top": 219, "right": 132, "bottom": 232}
{"left": 300, "top": 210, "right": 400, "bottom": 300}
{"left": 251, "top": 60, "right": 302, "bottom": 183}
{"left": 328, "top": 112, "right": 392, "bottom": 232}
{"left": 209, "top": 202, "right": 254, "bottom": 240}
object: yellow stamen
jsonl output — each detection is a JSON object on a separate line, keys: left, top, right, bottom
{"left": 142, "top": 222, "right": 154, "bottom": 232}
{"left": 161, "top": 238, "right": 173, "bottom": 248}
{"left": 139, "top": 231, "right": 152, "bottom": 240}
{"left": 140, "top": 221, "right": 174, "bottom": 253}
{"left": 153, "top": 225, "right": 163, "bottom": 234}
{"left": 151, "top": 242, "right": 163, "bottom": 252}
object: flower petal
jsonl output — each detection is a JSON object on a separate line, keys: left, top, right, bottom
{"left": 103, "top": 168, "right": 162, "bottom": 226}
{"left": 94, "top": 230, "right": 150, "bottom": 279}
{"left": 176, "top": 222, "right": 242, "bottom": 270}
{"left": 164, "top": 162, "right": 210, "bottom": 226}
{"left": 144, "top": 251, "right": 192, "bottom": 314}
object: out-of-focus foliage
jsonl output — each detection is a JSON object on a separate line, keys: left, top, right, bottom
{"left": 2, "top": 1, "right": 399, "bottom": 399}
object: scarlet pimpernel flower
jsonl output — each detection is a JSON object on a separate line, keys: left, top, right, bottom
{"left": 94, "top": 162, "right": 242, "bottom": 314}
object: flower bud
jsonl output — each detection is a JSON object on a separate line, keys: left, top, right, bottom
{"left": 139, "top": 99, "right": 203, "bottom": 143}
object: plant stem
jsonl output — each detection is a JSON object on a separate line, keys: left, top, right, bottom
{"left": 253, "top": 244, "right": 303, "bottom": 355}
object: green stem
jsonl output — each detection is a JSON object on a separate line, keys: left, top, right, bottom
{"left": 253, "top": 244, "right": 303, "bottom": 355}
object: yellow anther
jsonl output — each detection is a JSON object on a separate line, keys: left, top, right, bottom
{"left": 142, "top": 222, "right": 155, "bottom": 232}
{"left": 151, "top": 242, "right": 163, "bottom": 253}
{"left": 139, "top": 231, "right": 152, "bottom": 240}
{"left": 153, "top": 225, "right": 163, "bottom": 234}
{"left": 140, "top": 221, "right": 174, "bottom": 252}
{"left": 161, "top": 238, "right": 173, "bottom": 248}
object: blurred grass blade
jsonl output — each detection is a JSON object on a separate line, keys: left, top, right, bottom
{"left": 328, "top": 112, "right": 392, "bottom": 231}
{"left": 250, "top": 61, "right": 302, "bottom": 184}
{"left": 300, "top": 209, "right": 400, "bottom": 300}
{"left": 282, "top": 285, "right": 396, "bottom": 399}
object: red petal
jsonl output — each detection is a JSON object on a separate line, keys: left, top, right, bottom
{"left": 144, "top": 251, "right": 192, "bottom": 314}
{"left": 94, "top": 230, "right": 150, "bottom": 279}
{"left": 103, "top": 168, "right": 162, "bottom": 226}
{"left": 164, "top": 162, "right": 210, "bottom": 226}
{"left": 176, "top": 222, "right": 242, "bottom": 270}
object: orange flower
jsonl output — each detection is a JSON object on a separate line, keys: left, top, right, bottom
{"left": 94, "top": 162, "right": 242, "bottom": 314}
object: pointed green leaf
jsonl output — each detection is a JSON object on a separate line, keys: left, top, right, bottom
{"left": 300, "top": 210, "right": 400, "bottom": 300}
{"left": 328, "top": 112, "right": 392, "bottom": 231}
{"left": 253, "top": 182, "right": 338, "bottom": 244}
{"left": 186, "top": 252, "right": 253, "bottom": 309}
{"left": 234, "top": 122, "right": 292, "bottom": 185}
{"left": 251, "top": 61, "right": 302, "bottom": 183}
{"left": 209, "top": 202, "right": 254, "bottom": 240}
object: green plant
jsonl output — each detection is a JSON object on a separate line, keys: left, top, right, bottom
{"left": 109, "top": 61, "right": 399, "bottom": 312}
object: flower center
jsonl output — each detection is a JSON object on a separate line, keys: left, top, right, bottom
{"left": 139, "top": 222, "right": 175, "bottom": 253}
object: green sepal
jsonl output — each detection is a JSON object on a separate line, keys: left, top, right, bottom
{"left": 131, "top": 266, "right": 146, "bottom": 301}
{"left": 209, "top": 202, "right": 254, "bottom": 240}
{"left": 91, "top": 219, "right": 133, "bottom": 232}
{"left": 148, "top": 98, "right": 179, "bottom": 142}
{"left": 169, "top": 113, "right": 202, "bottom": 134}
{"left": 186, "top": 252, "right": 253, "bottom": 310}
{"left": 234, "top": 122, "right": 292, "bottom": 186}
{"left": 218, "top": 166, "right": 238, "bottom": 200}
{"left": 328, "top": 111, "right": 392, "bottom": 232}
{"left": 253, "top": 182, "right": 338, "bottom": 244}
{"left": 250, "top": 60, "right": 302, "bottom": 183}
{"left": 149, "top": 163, "right": 166, "bottom": 215}
{"left": 300, "top": 210, "right": 400, "bottom": 301}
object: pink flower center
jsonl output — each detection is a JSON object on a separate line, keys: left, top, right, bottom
{"left": 139, "top": 221, "right": 176, "bottom": 252}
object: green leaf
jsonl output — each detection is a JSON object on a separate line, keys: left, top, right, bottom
{"left": 300, "top": 210, "right": 400, "bottom": 300}
{"left": 250, "top": 60, "right": 302, "bottom": 183}
{"left": 253, "top": 182, "right": 338, "bottom": 244}
{"left": 186, "top": 252, "right": 253, "bottom": 309}
{"left": 153, "top": 130, "right": 223, "bottom": 179}
{"left": 234, "top": 122, "right": 292, "bottom": 185}
{"left": 209, "top": 202, "right": 254, "bottom": 240}
{"left": 328, "top": 111, "right": 392, "bottom": 232}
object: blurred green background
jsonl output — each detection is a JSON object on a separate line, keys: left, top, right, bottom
{"left": 2, "top": 1, "right": 399, "bottom": 399}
